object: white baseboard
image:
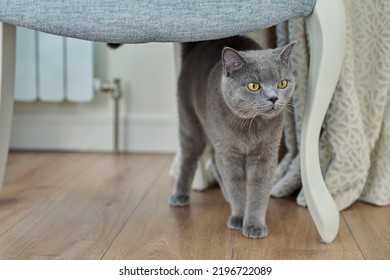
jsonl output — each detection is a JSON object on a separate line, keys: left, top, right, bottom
{"left": 10, "top": 112, "right": 179, "bottom": 153}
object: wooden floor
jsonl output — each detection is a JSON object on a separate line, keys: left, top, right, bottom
{"left": 0, "top": 152, "right": 389, "bottom": 260}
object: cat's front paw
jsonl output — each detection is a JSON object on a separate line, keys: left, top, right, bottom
{"left": 169, "top": 193, "right": 190, "bottom": 206}
{"left": 227, "top": 216, "right": 243, "bottom": 230}
{"left": 242, "top": 225, "right": 268, "bottom": 239}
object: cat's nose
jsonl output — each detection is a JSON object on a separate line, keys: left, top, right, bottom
{"left": 269, "top": 97, "right": 278, "bottom": 104}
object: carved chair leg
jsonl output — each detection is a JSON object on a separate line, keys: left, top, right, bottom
{"left": 301, "top": 0, "right": 346, "bottom": 242}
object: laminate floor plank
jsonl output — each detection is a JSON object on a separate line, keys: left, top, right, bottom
{"left": 0, "top": 153, "right": 170, "bottom": 259}
{"left": 0, "top": 153, "right": 100, "bottom": 239}
{"left": 103, "top": 181, "right": 233, "bottom": 260}
{"left": 2, "top": 152, "right": 389, "bottom": 259}
{"left": 343, "top": 202, "right": 390, "bottom": 259}
{"left": 231, "top": 197, "right": 363, "bottom": 259}
{"left": 233, "top": 248, "right": 364, "bottom": 260}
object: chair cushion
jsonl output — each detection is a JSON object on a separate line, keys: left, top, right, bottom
{"left": 0, "top": 0, "right": 316, "bottom": 43}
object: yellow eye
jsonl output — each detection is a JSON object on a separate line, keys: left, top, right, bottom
{"left": 247, "top": 82, "right": 260, "bottom": 91}
{"left": 277, "top": 80, "right": 288, "bottom": 89}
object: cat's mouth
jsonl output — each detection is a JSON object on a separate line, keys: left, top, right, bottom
{"left": 231, "top": 102, "right": 282, "bottom": 119}
{"left": 256, "top": 103, "right": 281, "bottom": 115}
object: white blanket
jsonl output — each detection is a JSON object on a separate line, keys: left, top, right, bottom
{"left": 271, "top": 0, "right": 390, "bottom": 210}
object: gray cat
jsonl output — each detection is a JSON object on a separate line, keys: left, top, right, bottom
{"left": 170, "top": 36, "right": 296, "bottom": 239}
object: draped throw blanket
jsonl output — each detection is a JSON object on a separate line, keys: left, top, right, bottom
{"left": 271, "top": 0, "right": 390, "bottom": 210}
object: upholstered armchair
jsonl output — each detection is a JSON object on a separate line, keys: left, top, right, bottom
{"left": 0, "top": 0, "right": 345, "bottom": 242}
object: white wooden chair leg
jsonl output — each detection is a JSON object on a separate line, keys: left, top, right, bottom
{"left": 0, "top": 23, "right": 16, "bottom": 191}
{"left": 301, "top": 0, "right": 346, "bottom": 243}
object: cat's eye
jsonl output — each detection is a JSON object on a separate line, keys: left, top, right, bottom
{"left": 277, "top": 80, "right": 288, "bottom": 89}
{"left": 247, "top": 82, "right": 260, "bottom": 92}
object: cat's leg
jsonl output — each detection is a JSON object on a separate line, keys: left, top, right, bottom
{"left": 214, "top": 151, "right": 246, "bottom": 230}
{"left": 210, "top": 151, "right": 226, "bottom": 197}
{"left": 170, "top": 111, "right": 205, "bottom": 206}
{"left": 242, "top": 154, "right": 277, "bottom": 239}
{"left": 211, "top": 151, "right": 243, "bottom": 229}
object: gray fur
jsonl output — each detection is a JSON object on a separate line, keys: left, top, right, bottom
{"left": 170, "top": 36, "right": 296, "bottom": 239}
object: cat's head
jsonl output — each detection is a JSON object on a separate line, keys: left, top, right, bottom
{"left": 221, "top": 41, "right": 296, "bottom": 119}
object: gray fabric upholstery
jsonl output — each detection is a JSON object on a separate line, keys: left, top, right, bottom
{"left": 0, "top": 0, "right": 316, "bottom": 43}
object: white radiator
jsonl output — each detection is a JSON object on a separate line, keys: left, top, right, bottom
{"left": 14, "top": 27, "right": 93, "bottom": 102}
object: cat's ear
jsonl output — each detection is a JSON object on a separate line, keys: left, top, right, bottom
{"left": 279, "top": 41, "right": 296, "bottom": 64}
{"left": 222, "top": 47, "right": 245, "bottom": 76}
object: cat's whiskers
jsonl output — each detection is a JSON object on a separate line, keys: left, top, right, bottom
{"left": 239, "top": 111, "right": 252, "bottom": 131}
{"left": 227, "top": 105, "right": 258, "bottom": 132}
{"left": 248, "top": 108, "right": 259, "bottom": 133}
{"left": 280, "top": 100, "right": 295, "bottom": 115}
{"left": 226, "top": 105, "right": 254, "bottom": 120}
{"left": 237, "top": 113, "right": 250, "bottom": 133}
{"left": 238, "top": 108, "right": 258, "bottom": 135}
{"left": 233, "top": 110, "right": 249, "bottom": 132}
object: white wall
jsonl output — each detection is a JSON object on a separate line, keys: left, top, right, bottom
{"left": 10, "top": 42, "right": 179, "bottom": 153}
